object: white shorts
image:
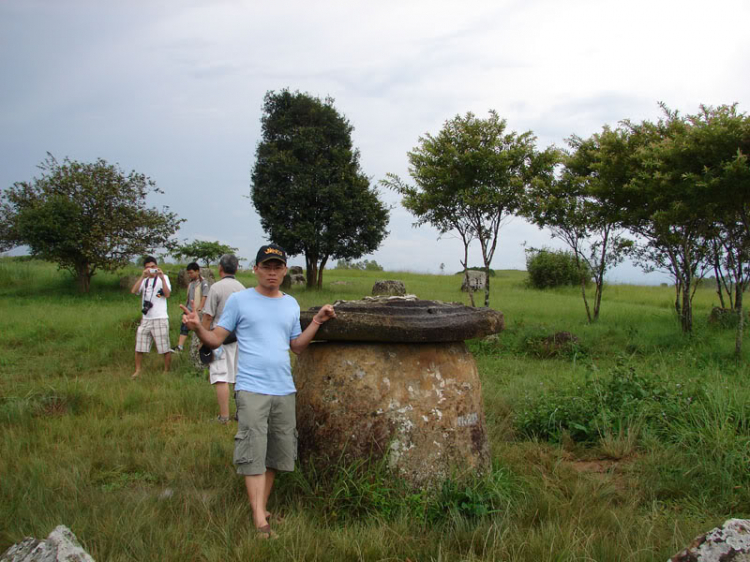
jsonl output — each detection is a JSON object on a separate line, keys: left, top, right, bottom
{"left": 135, "top": 318, "right": 170, "bottom": 354}
{"left": 209, "top": 342, "right": 238, "bottom": 385}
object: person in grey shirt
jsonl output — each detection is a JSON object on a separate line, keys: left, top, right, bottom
{"left": 201, "top": 254, "right": 245, "bottom": 423}
{"left": 172, "top": 262, "right": 209, "bottom": 353}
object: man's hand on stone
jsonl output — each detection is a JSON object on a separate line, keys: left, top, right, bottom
{"left": 314, "top": 304, "right": 336, "bottom": 324}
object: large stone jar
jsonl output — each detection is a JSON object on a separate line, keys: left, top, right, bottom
{"left": 294, "top": 296, "right": 503, "bottom": 487}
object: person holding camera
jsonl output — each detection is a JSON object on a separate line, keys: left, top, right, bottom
{"left": 130, "top": 255, "right": 172, "bottom": 379}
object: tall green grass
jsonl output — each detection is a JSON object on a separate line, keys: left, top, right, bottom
{"left": 1, "top": 258, "right": 748, "bottom": 561}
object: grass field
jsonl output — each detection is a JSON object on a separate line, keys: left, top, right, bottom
{"left": 1, "top": 258, "right": 748, "bottom": 561}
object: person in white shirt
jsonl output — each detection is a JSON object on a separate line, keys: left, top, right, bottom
{"left": 130, "top": 255, "right": 172, "bottom": 379}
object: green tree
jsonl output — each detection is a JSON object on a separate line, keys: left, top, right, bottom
{"left": 679, "top": 104, "right": 750, "bottom": 354}
{"left": 524, "top": 127, "right": 633, "bottom": 322}
{"left": 612, "top": 105, "right": 718, "bottom": 333}
{"left": 173, "top": 240, "right": 238, "bottom": 267}
{"left": 0, "top": 154, "right": 182, "bottom": 292}
{"left": 251, "top": 90, "right": 389, "bottom": 289}
{"left": 385, "top": 110, "right": 557, "bottom": 307}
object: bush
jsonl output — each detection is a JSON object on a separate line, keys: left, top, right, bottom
{"left": 525, "top": 248, "right": 589, "bottom": 289}
{"left": 515, "top": 365, "right": 708, "bottom": 444}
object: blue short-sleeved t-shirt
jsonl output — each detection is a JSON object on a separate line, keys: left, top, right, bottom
{"left": 217, "top": 288, "right": 302, "bottom": 395}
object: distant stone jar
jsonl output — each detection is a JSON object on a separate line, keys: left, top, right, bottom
{"left": 281, "top": 273, "right": 305, "bottom": 289}
{"left": 461, "top": 270, "right": 486, "bottom": 292}
{"left": 294, "top": 296, "right": 504, "bottom": 487}
{"left": 372, "top": 280, "right": 406, "bottom": 296}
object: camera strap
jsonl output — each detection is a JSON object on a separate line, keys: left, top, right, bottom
{"left": 142, "top": 277, "right": 157, "bottom": 310}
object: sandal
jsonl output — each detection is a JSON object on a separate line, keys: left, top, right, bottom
{"left": 255, "top": 524, "right": 278, "bottom": 540}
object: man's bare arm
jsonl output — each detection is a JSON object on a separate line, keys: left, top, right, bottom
{"left": 289, "top": 304, "right": 336, "bottom": 354}
{"left": 180, "top": 305, "right": 228, "bottom": 349}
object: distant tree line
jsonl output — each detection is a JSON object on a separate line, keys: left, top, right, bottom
{"left": 385, "top": 103, "right": 750, "bottom": 356}
{"left": 334, "top": 258, "right": 384, "bottom": 271}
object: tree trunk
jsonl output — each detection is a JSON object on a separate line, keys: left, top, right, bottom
{"left": 714, "top": 263, "right": 726, "bottom": 309}
{"left": 593, "top": 280, "right": 603, "bottom": 322}
{"left": 305, "top": 254, "right": 318, "bottom": 289}
{"left": 76, "top": 263, "right": 92, "bottom": 293}
{"left": 460, "top": 237, "right": 475, "bottom": 307}
{"left": 735, "top": 290, "right": 744, "bottom": 358}
{"left": 316, "top": 255, "right": 328, "bottom": 290}
{"left": 680, "top": 281, "right": 693, "bottom": 333}
{"left": 580, "top": 276, "right": 592, "bottom": 323}
{"left": 735, "top": 283, "right": 742, "bottom": 312}
{"left": 483, "top": 266, "right": 490, "bottom": 308}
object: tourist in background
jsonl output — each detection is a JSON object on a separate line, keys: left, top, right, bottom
{"left": 200, "top": 254, "right": 244, "bottom": 423}
{"left": 172, "top": 262, "right": 209, "bottom": 353}
{"left": 130, "top": 256, "right": 172, "bottom": 378}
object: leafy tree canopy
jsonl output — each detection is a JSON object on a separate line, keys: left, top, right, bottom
{"left": 173, "top": 240, "right": 238, "bottom": 267}
{"left": 0, "top": 154, "right": 183, "bottom": 292}
{"left": 251, "top": 90, "right": 389, "bottom": 289}
{"left": 385, "top": 110, "right": 557, "bottom": 306}
{"left": 523, "top": 127, "right": 633, "bottom": 322}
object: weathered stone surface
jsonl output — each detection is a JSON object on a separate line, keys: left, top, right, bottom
{"left": 372, "top": 280, "right": 406, "bottom": 296}
{"left": 1, "top": 525, "right": 95, "bottom": 562}
{"left": 461, "top": 270, "right": 486, "bottom": 292}
{"left": 295, "top": 341, "right": 490, "bottom": 486}
{"left": 708, "top": 306, "right": 748, "bottom": 327}
{"left": 281, "top": 273, "right": 305, "bottom": 289}
{"left": 669, "top": 519, "right": 750, "bottom": 562}
{"left": 302, "top": 295, "right": 504, "bottom": 342}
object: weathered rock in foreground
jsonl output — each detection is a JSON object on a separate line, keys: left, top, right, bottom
{"left": 1, "top": 525, "right": 94, "bottom": 562}
{"left": 669, "top": 519, "right": 750, "bottom": 562}
{"left": 372, "top": 280, "right": 406, "bottom": 296}
{"left": 295, "top": 341, "right": 490, "bottom": 486}
{"left": 301, "top": 296, "right": 504, "bottom": 342}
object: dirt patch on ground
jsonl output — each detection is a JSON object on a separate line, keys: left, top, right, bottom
{"left": 569, "top": 459, "right": 620, "bottom": 474}
{"left": 565, "top": 456, "right": 637, "bottom": 496}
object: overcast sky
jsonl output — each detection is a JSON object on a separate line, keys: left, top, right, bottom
{"left": 2, "top": 0, "right": 749, "bottom": 284}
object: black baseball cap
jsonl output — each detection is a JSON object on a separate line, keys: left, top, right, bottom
{"left": 199, "top": 345, "right": 214, "bottom": 364}
{"left": 256, "top": 243, "right": 287, "bottom": 265}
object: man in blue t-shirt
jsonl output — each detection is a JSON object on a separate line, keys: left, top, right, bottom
{"left": 180, "top": 243, "right": 335, "bottom": 538}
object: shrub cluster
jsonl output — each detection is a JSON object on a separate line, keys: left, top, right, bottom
{"left": 515, "top": 365, "right": 707, "bottom": 443}
{"left": 525, "top": 248, "right": 589, "bottom": 289}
